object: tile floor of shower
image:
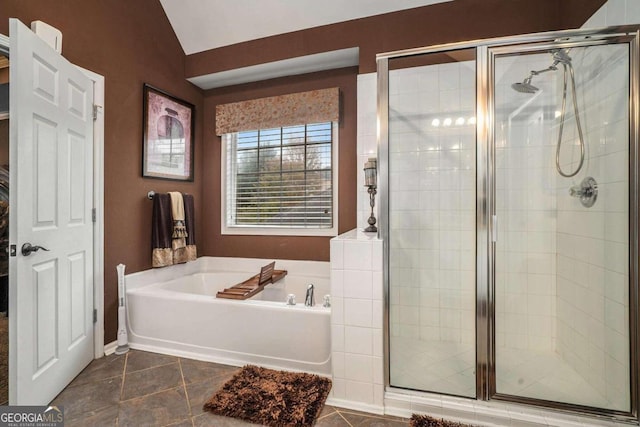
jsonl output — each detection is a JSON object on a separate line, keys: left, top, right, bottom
{"left": 390, "top": 337, "right": 614, "bottom": 410}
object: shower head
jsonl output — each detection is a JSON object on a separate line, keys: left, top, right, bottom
{"left": 511, "top": 77, "right": 539, "bottom": 94}
{"left": 511, "top": 49, "right": 570, "bottom": 95}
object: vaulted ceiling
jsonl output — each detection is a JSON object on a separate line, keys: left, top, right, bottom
{"left": 159, "top": 0, "right": 453, "bottom": 55}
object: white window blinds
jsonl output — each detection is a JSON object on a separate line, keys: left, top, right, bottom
{"left": 223, "top": 122, "right": 337, "bottom": 234}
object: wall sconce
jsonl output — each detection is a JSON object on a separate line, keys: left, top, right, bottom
{"left": 363, "top": 157, "right": 377, "bottom": 233}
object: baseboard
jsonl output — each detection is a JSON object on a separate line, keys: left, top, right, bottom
{"left": 324, "top": 397, "right": 384, "bottom": 416}
{"left": 104, "top": 340, "right": 117, "bottom": 356}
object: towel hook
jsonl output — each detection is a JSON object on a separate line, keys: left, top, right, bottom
{"left": 147, "top": 190, "right": 156, "bottom": 200}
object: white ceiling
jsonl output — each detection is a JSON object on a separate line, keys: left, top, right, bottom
{"left": 159, "top": 0, "right": 453, "bottom": 55}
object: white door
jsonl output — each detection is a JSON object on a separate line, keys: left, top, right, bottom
{"left": 9, "top": 18, "right": 94, "bottom": 404}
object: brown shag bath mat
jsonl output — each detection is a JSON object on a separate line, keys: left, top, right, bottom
{"left": 410, "top": 414, "right": 476, "bottom": 427}
{"left": 203, "top": 365, "right": 332, "bottom": 426}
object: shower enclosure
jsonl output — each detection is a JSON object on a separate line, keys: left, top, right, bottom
{"left": 379, "top": 26, "right": 639, "bottom": 421}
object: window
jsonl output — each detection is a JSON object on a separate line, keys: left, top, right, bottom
{"left": 222, "top": 122, "right": 338, "bottom": 236}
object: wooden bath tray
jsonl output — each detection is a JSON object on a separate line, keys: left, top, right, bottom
{"left": 216, "top": 261, "right": 287, "bottom": 300}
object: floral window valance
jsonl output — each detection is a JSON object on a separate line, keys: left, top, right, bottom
{"left": 215, "top": 87, "right": 340, "bottom": 136}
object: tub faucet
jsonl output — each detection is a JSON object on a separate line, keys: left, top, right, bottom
{"left": 304, "top": 284, "right": 315, "bottom": 307}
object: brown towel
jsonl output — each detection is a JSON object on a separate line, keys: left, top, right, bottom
{"left": 151, "top": 193, "right": 173, "bottom": 267}
{"left": 152, "top": 193, "right": 197, "bottom": 267}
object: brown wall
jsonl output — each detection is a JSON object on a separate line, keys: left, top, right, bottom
{"left": 0, "top": 1, "right": 204, "bottom": 342}
{"left": 202, "top": 68, "right": 358, "bottom": 261}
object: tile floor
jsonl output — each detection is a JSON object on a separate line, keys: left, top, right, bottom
{"left": 52, "top": 349, "right": 410, "bottom": 426}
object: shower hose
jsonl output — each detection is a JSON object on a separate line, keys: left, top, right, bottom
{"left": 555, "top": 61, "right": 585, "bottom": 178}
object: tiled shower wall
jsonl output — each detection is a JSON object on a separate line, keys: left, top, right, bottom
{"left": 578, "top": 0, "right": 639, "bottom": 409}
{"left": 554, "top": 44, "right": 630, "bottom": 409}
{"left": 388, "top": 62, "right": 476, "bottom": 346}
{"left": 583, "top": 0, "right": 640, "bottom": 28}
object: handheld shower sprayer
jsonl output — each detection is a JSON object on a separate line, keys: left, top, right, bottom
{"left": 511, "top": 49, "right": 585, "bottom": 178}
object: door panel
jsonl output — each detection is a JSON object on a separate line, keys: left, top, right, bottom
{"left": 68, "top": 132, "right": 86, "bottom": 224}
{"left": 387, "top": 48, "right": 478, "bottom": 398}
{"left": 69, "top": 252, "right": 87, "bottom": 346}
{"left": 490, "top": 41, "right": 631, "bottom": 412}
{"left": 34, "top": 259, "right": 57, "bottom": 373}
{"left": 9, "top": 18, "right": 94, "bottom": 405}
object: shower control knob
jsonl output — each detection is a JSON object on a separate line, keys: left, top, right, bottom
{"left": 569, "top": 176, "right": 597, "bottom": 208}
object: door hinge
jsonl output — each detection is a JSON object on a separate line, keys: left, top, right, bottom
{"left": 93, "top": 309, "right": 97, "bottom": 324}
{"left": 8, "top": 245, "right": 15, "bottom": 257}
{"left": 92, "top": 208, "right": 96, "bottom": 223}
{"left": 92, "top": 104, "right": 102, "bottom": 121}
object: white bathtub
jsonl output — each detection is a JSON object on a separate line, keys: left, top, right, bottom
{"left": 125, "top": 257, "right": 331, "bottom": 375}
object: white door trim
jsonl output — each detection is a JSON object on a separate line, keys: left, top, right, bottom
{"left": 76, "top": 66, "right": 105, "bottom": 359}
{"left": 0, "top": 36, "right": 105, "bottom": 360}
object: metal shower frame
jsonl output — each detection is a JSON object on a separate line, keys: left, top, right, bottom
{"left": 377, "top": 25, "right": 640, "bottom": 423}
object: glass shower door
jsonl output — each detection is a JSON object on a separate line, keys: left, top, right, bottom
{"left": 491, "top": 40, "right": 631, "bottom": 411}
{"left": 387, "top": 49, "right": 477, "bottom": 397}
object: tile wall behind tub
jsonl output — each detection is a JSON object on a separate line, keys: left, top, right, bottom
{"left": 554, "top": 43, "right": 630, "bottom": 410}
{"left": 326, "top": 74, "right": 384, "bottom": 412}
{"left": 388, "top": 61, "right": 476, "bottom": 346}
{"left": 329, "top": 231, "right": 384, "bottom": 411}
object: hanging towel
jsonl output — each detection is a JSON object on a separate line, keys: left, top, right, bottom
{"left": 174, "top": 194, "right": 197, "bottom": 264}
{"left": 152, "top": 192, "right": 197, "bottom": 267}
{"left": 168, "top": 191, "right": 187, "bottom": 251}
{"left": 151, "top": 193, "right": 173, "bottom": 268}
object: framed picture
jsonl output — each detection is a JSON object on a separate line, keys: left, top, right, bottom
{"left": 142, "top": 84, "right": 195, "bottom": 181}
